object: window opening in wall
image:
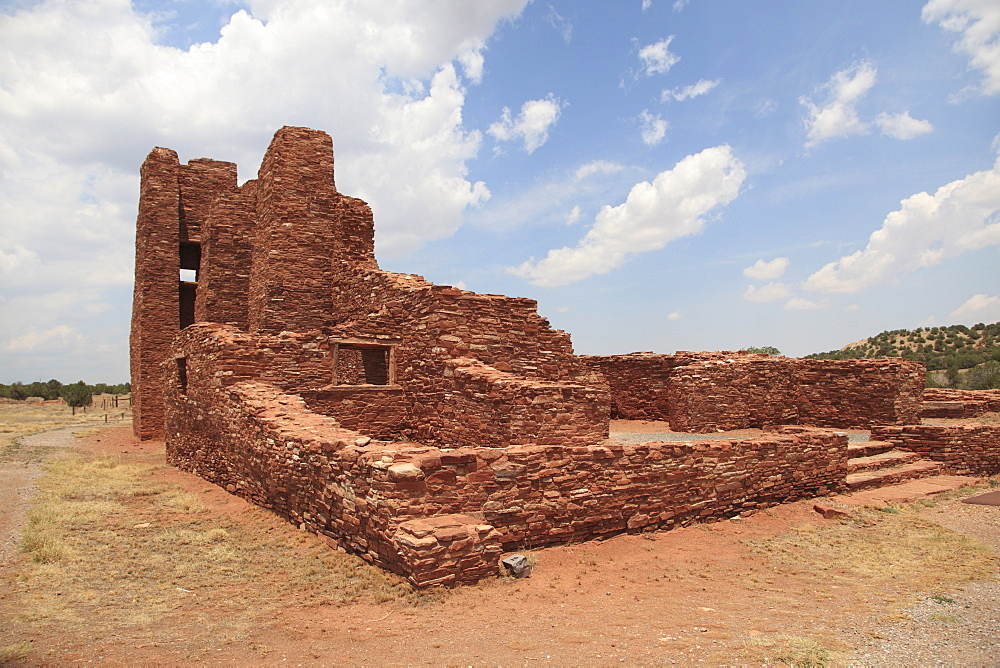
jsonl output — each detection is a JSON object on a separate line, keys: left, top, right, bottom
{"left": 176, "top": 357, "right": 188, "bottom": 395}
{"left": 333, "top": 343, "right": 393, "bottom": 385}
{"left": 178, "top": 242, "right": 201, "bottom": 329}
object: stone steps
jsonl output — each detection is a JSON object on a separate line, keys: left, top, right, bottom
{"left": 846, "top": 459, "right": 944, "bottom": 491}
{"left": 847, "top": 439, "right": 895, "bottom": 458}
{"left": 847, "top": 449, "right": 923, "bottom": 474}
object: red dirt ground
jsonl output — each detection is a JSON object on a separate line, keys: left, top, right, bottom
{"left": 3, "top": 422, "right": 998, "bottom": 665}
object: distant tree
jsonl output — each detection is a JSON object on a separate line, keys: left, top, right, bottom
{"left": 962, "top": 361, "right": 1000, "bottom": 390}
{"left": 59, "top": 381, "right": 93, "bottom": 415}
{"left": 745, "top": 346, "right": 781, "bottom": 355}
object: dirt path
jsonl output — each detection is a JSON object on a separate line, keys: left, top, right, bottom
{"left": 0, "top": 426, "right": 81, "bottom": 568}
{"left": 1, "top": 423, "right": 998, "bottom": 665}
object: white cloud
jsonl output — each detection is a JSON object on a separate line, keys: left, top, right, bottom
{"left": 470, "top": 159, "right": 628, "bottom": 232}
{"left": 743, "top": 282, "right": 791, "bottom": 303}
{"left": 922, "top": 0, "right": 1000, "bottom": 95}
{"left": 508, "top": 145, "right": 746, "bottom": 286}
{"left": 803, "top": 153, "right": 1000, "bottom": 293}
{"left": 456, "top": 41, "right": 486, "bottom": 84}
{"left": 639, "top": 36, "right": 680, "bottom": 76}
{"left": 2, "top": 325, "right": 86, "bottom": 354}
{"left": 0, "top": 0, "right": 528, "bottom": 257}
{"left": 574, "top": 160, "right": 625, "bottom": 180}
{"left": 667, "top": 311, "right": 681, "bottom": 320}
{"left": 950, "top": 293, "right": 1000, "bottom": 321}
{"left": 743, "top": 257, "right": 789, "bottom": 280}
{"left": 488, "top": 94, "right": 565, "bottom": 154}
{"left": 565, "top": 205, "right": 583, "bottom": 226}
{"left": 875, "top": 111, "right": 934, "bottom": 139}
{"left": 784, "top": 297, "right": 831, "bottom": 310}
{"left": 0, "top": 0, "right": 532, "bottom": 380}
{"left": 673, "top": 0, "right": 690, "bottom": 11}
{"left": 642, "top": 0, "right": 653, "bottom": 11}
{"left": 639, "top": 110, "right": 668, "bottom": 145}
{"left": 663, "top": 78, "right": 720, "bottom": 102}
{"left": 800, "top": 61, "right": 877, "bottom": 147}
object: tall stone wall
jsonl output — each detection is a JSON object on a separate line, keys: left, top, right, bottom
{"left": 130, "top": 148, "right": 236, "bottom": 440}
{"left": 584, "top": 352, "right": 924, "bottom": 432}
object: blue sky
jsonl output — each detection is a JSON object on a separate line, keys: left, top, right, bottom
{"left": 1, "top": 0, "right": 998, "bottom": 383}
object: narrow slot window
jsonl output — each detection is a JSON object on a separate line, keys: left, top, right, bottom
{"left": 176, "top": 358, "right": 188, "bottom": 395}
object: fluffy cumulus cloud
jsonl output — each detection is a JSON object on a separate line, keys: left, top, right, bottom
{"left": 0, "top": 0, "right": 531, "bottom": 380}
{"left": 639, "top": 110, "right": 668, "bottom": 145}
{"left": 875, "top": 111, "right": 934, "bottom": 139}
{"left": 922, "top": 0, "right": 1000, "bottom": 95}
{"left": 800, "top": 61, "right": 877, "bottom": 147}
{"left": 801, "top": 62, "right": 933, "bottom": 147}
{"left": 803, "top": 154, "right": 1000, "bottom": 293}
{"left": 509, "top": 145, "right": 746, "bottom": 286}
{"left": 743, "top": 257, "right": 789, "bottom": 280}
{"left": 639, "top": 36, "right": 680, "bottom": 76}
{"left": 950, "top": 293, "right": 1000, "bottom": 322}
{"left": 488, "top": 94, "right": 565, "bottom": 154}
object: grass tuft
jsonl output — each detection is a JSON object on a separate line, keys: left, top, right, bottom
{"left": 744, "top": 634, "right": 831, "bottom": 667}
{"left": 0, "top": 641, "right": 32, "bottom": 664}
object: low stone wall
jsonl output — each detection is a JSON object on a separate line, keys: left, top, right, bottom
{"left": 922, "top": 388, "right": 1000, "bottom": 418}
{"left": 871, "top": 424, "right": 1000, "bottom": 476}
{"left": 166, "top": 378, "right": 850, "bottom": 587}
{"left": 584, "top": 352, "right": 924, "bottom": 432}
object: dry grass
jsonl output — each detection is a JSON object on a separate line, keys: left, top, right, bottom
{"left": 0, "top": 641, "right": 32, "bottom": 664}
{"left": 2, "top": 448, "right": 439, "bottom": 656}
{"left": 743, "top": 634, "right": 833, "bottom": 667}
{"left": 0, "top": 402, "right": 89, "bottom": 456}
{"left": 749, "top": 504, "right": 998, "bottom": 600}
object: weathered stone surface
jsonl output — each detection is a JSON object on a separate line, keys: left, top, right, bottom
{"left": 871, "top": 424, "right": 1000, "bottom": 476}
{"left": 135, "top": 126, "right": 960, "bottom": 589}
{"left": 922, "top": 388, "right": 1000, "bottom": 418}
{"left": 583, "top": 351, "right": 924, "bottom": 432}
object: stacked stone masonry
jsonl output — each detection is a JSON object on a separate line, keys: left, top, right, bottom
{"left": 871, "top": 424, "right": 1000, "bottom": 476}
{"left": 583, "top": 352, "right": 924, "bottom": 432}
{"left": 133, "top": 127, "right": 938, "bottom": 587}
{"left": 921, "top": 388, "right": 1000, "bottom": 418}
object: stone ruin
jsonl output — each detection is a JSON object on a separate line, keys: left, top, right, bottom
{"left": 130, "top": 126, "right": 998, "bottom": 587}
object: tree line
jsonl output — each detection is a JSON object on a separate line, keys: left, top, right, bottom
{"left": 0, "top": 380, "right": 131, "bottom": 413}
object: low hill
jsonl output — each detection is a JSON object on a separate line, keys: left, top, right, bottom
{"left": 805, "top": 322, "right": 1000, "bottom": 372}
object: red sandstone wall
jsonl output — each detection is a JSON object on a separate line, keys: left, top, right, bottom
{"left": 247, "top": 127, "right": 378, "bottom": 334}
{"left": 169, "top": 322, "right": 606, "bottom": 448}
{"left": 135, "top": 127, "right": 605, "bottom": 444}
{"left": 131, "top": 148, "right": 182, "bottom": 440}
{"left": 922, "top": 388, "right": 1000, "bottom": 417}
{"left": 130, "top": 148, "right": 236, "bottom": 440}
{"left": 165, "top": 375, "right": 849, "bottom": 586}
{"left": 584, "top": 353, "right": 924, "bottom": 432}
{"left": 871, "top": 424, "right": 1000, "bottom": 475}
{"left": 194, "top": 186, "right": 255, "bottom": 329}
